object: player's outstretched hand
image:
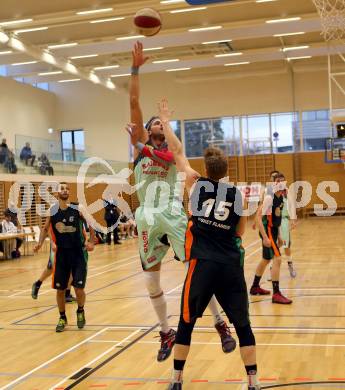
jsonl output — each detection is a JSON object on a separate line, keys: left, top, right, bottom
{"left": 158, "top": 98, "right": 174, "bottom": 123}
{"left": 132, "top": 41, "right": 148, "bottom": 68}
{"left": 125, "top": 123, "right": 139, "bottom": 145}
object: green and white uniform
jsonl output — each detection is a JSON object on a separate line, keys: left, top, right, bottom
{"left": 280, "top": 196, "right": 290, "bottom": 249}
{"left": 134, "top": 146, "right": 187, "bottom": 270}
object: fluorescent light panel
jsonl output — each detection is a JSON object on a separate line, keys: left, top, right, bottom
{"left": 77, "top": 8, "right": 113, "bottom": 15}
{"left": 0, "top": 31, "right": 9, "bottom": 43}
{"left": 143, "top": 47, "right": 164, "bottom": 51}
{"left": 48, "top": 42, "right": 78, "bottom": 49}
{"left": 90, "top": 17, "right": 125, "bottom": 23}
{"left": 266, "top": 17, "right": 301, "bottom": 23}
{"left": 160, "top": 0, "right": 184, "bottom": 3}
{"left": 116, "top": 35, "right": 144, "bottom": 40}
{"left": 39, "top": 71, "right": 63, "bottom": 76}
{"left": 281, "top": 45, "right": 309, "bottom": 52}
{"left": 15, "top": 27, "right": 48, "bottom": 34}
{"left": 166, "top": 67, "right": 191, "bottom": 72}
{"left": 215, "top": 52, "right": 242, "bottom": 58}
{"left": 0, "top": 50, "right": 12, "bottom": 55}
{"left": 94, "top": 65, "right": 119, "bottom": 70}
{"left": 256, "top": 0, "right": 277, "bottom": 2}
{"left": 225, "top": 62, "right": 250, "bottom": 66}
{"left": 287, "top": 56, "right": 312, "bottom": 60}
{"left": 274, "top": 32, "right": 305, "bottom": 37}
{"left": 153, "top": 59, "right": 179, "bottom": 64}
{"left": 202, "top": 39, "right": 232, "bottom": 45}
{"left": 189, "top": 26, "right": 222, "bottom": 32}
{"left": 70, "top": 54, "right": 98, "bottom": 59}
{"left": 111, "top": 73, "right": 131, "bottom": 78}
{"left": 58, "top": 79, "right": 80, "bottom": 83}
{"left": 0, "top": 18, "right": 33, "bottom": 26}
{"left": 11, "top": 61, "right": 37, "bottom": 66}
{"left": 170, "top": 7, "right": 207, "bottom": 13}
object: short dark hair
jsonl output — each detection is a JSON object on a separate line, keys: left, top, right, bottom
{"left": 145, "top": 116, "right": 160, "bottom": 131}
{"left": 270, "top": 170, "right": 279, "bottom": 178}
{"left": 204, "top": 147, "right": 228, "bottom": 181}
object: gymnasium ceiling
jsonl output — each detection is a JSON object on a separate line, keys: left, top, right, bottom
{"left": 0, "top": 0, "right": 343, "bottom": 89}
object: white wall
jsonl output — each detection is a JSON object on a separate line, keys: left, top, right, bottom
{"left": 51, "top": 81, "right": 129, "bottom": 162}
{"left": 48, "top": 64, "right": 344, "bottom": 163}
{"left": 0, "top": 76, "right": 57, "bottom": 152}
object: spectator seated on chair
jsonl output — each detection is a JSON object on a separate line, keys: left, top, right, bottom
{"left": 1, "top": 211, "right": 19, "bottom": 258}
{"left": 0, "top": 138, "right": 9, "bottom": 165}
{"left": 5, "top": 206, "right": 22, "bottom": 256}
{"left": 20, "top": 142, "right": 36, "bottom": 167}
{"left": 38, "top": 153, "right": 54, "bottom": 175}
{"left": 4, "top": 149, "right": 17, "bottom": 174}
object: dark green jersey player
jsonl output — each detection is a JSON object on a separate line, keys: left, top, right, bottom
{"left": 34, "top": 182, "right": 95, "bottom": 332}
{"left": 250, "top": 173, "right": 293, "bottom": 305}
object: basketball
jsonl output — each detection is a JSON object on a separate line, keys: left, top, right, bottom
{"left": 134, "top": 8, "right": 162, "bottom": 37}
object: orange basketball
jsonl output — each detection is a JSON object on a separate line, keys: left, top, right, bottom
{"left": 134, "top": 8, "right": 162, "bottom": 37}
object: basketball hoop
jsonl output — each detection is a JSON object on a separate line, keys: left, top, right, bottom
{"left": 312, "top": 0, "right": 345, "bottom": 41}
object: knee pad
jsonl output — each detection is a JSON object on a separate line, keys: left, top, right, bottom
{"left": 175, "top": 316, "right": 196, "bottom": 346}
{"left": 234, "top": 323, "right": 256, "bottom": 347}
{"left": 144, "top": 270, "right": 162, "bottom": 297}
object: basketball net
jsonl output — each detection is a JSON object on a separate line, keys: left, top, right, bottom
{"left": 312, "top": 0, "right": 345, "bottom": 41}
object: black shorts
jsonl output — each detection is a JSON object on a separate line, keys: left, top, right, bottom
{"left": 261, "top": 226, "right": 281, "bottom": 260}
{"left": 52, "top": 247, "right": 88, "bottom": 290}
{"left": 181, "top": 259, "right": 250, "bottom": 327}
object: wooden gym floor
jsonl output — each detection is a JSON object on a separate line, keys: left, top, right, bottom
{"left": 0, "top": 218, "right": 345, "bottom": 390}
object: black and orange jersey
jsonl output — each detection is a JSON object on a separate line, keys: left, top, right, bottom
{"left": 185, "top": 177, "right": 243, "bottom": 264}
{"left": 263, "top": 194, "right": 284, "bottom": 228}
{"left": 50, "top": 204, "right": 85, "bottom": 249}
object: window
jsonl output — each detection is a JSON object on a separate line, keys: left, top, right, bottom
{"left": 170, "top": 120, "right": 181, "bottom": 140}
{"left": 271, "top": 112, "right": 297, "bottom": 153}
{"left": 243, "top": 114, "right": 271, "bottom": 154}
{"left": 36, "top": 82, "right": 49, "bottom": 91}
{"left": 301, "top": 110, "right": 332, "bottom": 151}
{"left": 185, "top": 120, "right": 212, "bottom": 158}
{"left": 61, "top": 129, "right": 85, "bottom": 162}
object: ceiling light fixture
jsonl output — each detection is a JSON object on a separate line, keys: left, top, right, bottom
{"left": 15, "top": 27, "right": 48, "bottom": 34}
{"left": 116, "top": 35, "right": 144, "bottom": 40}
{"left": 94, "top": 65, "right": 120, "bottom": 70}
{"left": 90, "top": 17, "right": 125, "bottom": 24}
{"left": 0, "top": 50, "right": 12, "bottom": 55}
{"left": 266, "top": 17, "right": 301, "bottom": 23}
{"left": 89, "top": 72, "right": 100, "bottom": 84}
{"left": 215, "top": 52, "right": 243, "bottom": 58}
{"left": 48, "top": 42, "right": 78, "bottom": 49}
{"left": 202, "top": 39, "right": 232, "bottom": 44}
{"left": 166, "top": 67, "right": 191, "bottom": 72}
{"left": 189, "top": 26, "right": 222, "bottom": 32}
{"left": 70, "top": 54, "right": 99, "bottom": 59}
{"left": 224, "top": 61, "right": 250, "bottom": 66}
{"left": 9, "top": 38, "right": 26, "bottom": 51}
{"left": 111, "top": 73, "right": 131, "bottom": 78}
{"left": 281, "top": 45, "right": 309, "bottom": 52}
{"left": 0, "top": 18, "right": 33, "bottom": 26}
{"left": 0, "top": 31, "right": 9, "bottom": 43}
{"left": 11, "top": 61, "right": 38, "bottom": 66}
{"left": 153, "top": 59, "right": 180, "bottom": 64}
{"left": 287, "top": 56, "right": 312, "bottom": 60}
{"left": 143, "top": 47, "right": 164, "bottom": 51}
{"left": 274, "top": 32, "right": 305, "bottom": 37}
{"left": 170, "top": 7, "right": 207, "bottom": 13}
{"left": 39, "top": 71, "right": 63, "bottom": 76}
{"left": 42, "top": 51, "right": 56, "bottom": 65}
{"left": 77, "top": 8, "right": 113, "bottom": 15}
{"left": 160, "top": 0, "right": 184, "bottom": 3}
{"left": 58, "top": 79, "right": 81, "bottom": 83}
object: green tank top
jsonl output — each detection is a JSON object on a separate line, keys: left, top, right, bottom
{"left": 282, "top": 197, "right": 289, "bottom": 218}
{"left": 134, "top": 154, "right": 184, "bottom": 213}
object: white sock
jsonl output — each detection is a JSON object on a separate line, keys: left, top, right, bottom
{"left": 248, "top": 373, "right": 259, "bottom": 387}
{"left": 151, "top": 294, "right": 170, "bottom": 333}
{"left": 208, "top": 295, "right": 223, "bottom": 325}
{"left": 173, "top": 369, "right": 183, "bottom": 383}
